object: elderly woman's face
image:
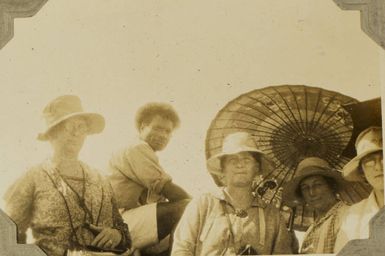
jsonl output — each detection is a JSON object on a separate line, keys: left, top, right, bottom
{"left": 361, "top": 151, "right": 383, "bottom": 191}
{"left": 49, "top": 116, "right": 88, "bottom": 156}
{"left": 222, "top": 151, "right": 259, "bottom": 187}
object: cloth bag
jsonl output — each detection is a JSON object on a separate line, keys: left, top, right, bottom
{"left": 66, "top": 247, "right": 136, "bottom": 256}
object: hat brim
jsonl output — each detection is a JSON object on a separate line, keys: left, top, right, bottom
{"left": 37, "top": 112, "right": 105, "bottom": 141}
{"left": 342, "top": 148, "right": 382, "bottom": 182}
{"left": 282, "top": 167, "right": 347, "bottom": 206}
{"left": 207, "top": 148, "right": 275, "bottom": 187}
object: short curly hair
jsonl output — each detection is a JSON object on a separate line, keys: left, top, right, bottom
{"left": 135, "top": 102, "right": 181, "bottom": 130}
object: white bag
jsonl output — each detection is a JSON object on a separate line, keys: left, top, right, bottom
{"left": 66, "top": 250, "right": 118, "bottom": 256}
{"left": 66, "top": 248, "right": 136, "bottom": 256}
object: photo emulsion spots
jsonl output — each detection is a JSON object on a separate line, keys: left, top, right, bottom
{"left": 0, "top": 0, "right": 384, "bottom": 255}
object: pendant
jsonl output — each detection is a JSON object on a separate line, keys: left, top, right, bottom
{"left": 235, "top": 209, "right": 248, "bottom": 218}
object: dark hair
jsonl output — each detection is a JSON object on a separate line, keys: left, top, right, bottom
{"left": 135, "top": 102, "right": 180, "bottom": 130}
{"left": 219, "top": 151, "right": 261, "bottom": 170}
{"left": 322, "top": 176, "right": 339, "bottom": 192}
{"left": 296, "top": 175, "right": 338, "bottom": 199}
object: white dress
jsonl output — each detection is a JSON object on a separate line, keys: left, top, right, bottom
{"left": 334, "top": 192, "right": 381, "bottom": 253}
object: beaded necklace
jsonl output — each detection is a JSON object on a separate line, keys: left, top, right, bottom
{"left": 44, "top": 165, "right": 105, "bottom": 249}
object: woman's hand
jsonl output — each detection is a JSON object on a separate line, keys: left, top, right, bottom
{"left": 89, "top": 224, "right": 122, "bottom": 249}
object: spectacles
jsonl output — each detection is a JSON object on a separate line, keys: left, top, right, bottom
{"left": 362, "top": 159, "right": 383, "bottom": 168}
{"left": 226, "top": 157, "right": 255, "bottom": 166}
{"left": 64, "top": 119, "right": 89, "bottom": 135}
{"left": 362, "top": 155, "right": 383, "bottom": 169}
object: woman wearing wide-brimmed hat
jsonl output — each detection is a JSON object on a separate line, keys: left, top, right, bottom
{"left": 282, "top": 157, "right": 349, "bottom": 254}
{"left": 334, "top": 126, "right": 384, "bottom": 253}
{"left": 4, "top": 95, "right": 131, "bottom": 256}
{"left": 171, "top": 132, "right": 297, "bottom": 255}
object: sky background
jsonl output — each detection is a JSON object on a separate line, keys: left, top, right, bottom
{"left": 0, "top": 0, "right": 384, "bottom": 209}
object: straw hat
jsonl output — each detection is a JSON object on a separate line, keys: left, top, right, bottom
{"left": 283, "top": 157, "right": 346, "bottom": 204}
{"left": 342, "top": 126, "right": 382, "bottom": 181}
{"left": 37, "top": 95, "right": 105, "bottom": 141}
{"left": 206, "top": 132, "right": 275, "bottom": 186}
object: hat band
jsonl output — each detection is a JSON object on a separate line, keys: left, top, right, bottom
{"left": 44, "top": 108, "right": 84, "bottom": 124}
{"left": 296, "top": 165, "right": 334, "bottom": 177}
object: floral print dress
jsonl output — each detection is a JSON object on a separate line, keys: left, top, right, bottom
{"left": 4, "top": 159, "right": 130, "bottom": 256}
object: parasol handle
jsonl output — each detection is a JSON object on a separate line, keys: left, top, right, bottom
{"left": 255, "top": 179, "right": 277, "bottom": 197}
{"left": 288, "top": 206, "right": 296, "bottom": 232}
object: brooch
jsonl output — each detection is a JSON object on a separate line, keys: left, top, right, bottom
{"left": 235, "top": 209, "right": 248, "bottom": 218}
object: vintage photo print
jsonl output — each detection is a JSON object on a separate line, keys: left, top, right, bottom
{"left": 0, "top": 0, "right": 384, "bottom": 255}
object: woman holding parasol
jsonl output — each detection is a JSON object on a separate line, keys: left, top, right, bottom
{"left": 282, "top": 157, "right": 349, "bottom": 254}
{"left": 205, "top": 85, "right": 371, "bottom": 232}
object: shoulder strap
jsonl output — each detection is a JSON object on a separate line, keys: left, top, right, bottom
{"left": 219, "top": 201, "right": 266, "bottom": 251}
{"left": 258, "top": 207, "right": 265, "bottom": 246}
{"left": 43, "top": 169, "right": 82, "bottom": 247}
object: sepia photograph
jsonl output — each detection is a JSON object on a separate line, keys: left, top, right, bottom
{"left": 0, "top": 0, "right": 384, "bottom": 255}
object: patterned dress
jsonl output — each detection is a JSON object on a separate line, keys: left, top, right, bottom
{"left": 4, "top": 159, "right": 130, "bottom": 256}
{"left": 300, "top": 201, "right": 348, "bottom": 254}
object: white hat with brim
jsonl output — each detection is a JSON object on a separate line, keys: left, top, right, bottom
{"left": 342, "top": 126, "right": 383, "bottom": 182}
{"left": 37, "top": 95, "right": 105, "bottom": 141}
{"left": 206, "top": 132, "right": 275, "bottom": 187}
{"left": 282, "top": 157, "right": 347, "bottom": 206}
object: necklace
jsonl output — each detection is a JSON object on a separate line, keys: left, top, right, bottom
{"left": 56, "top": 165, "right": 105, "bottom": 225}
{"left": 57, "top": 166, "right": 90, "bottom": 217}
{"left": 234, "top": 209, "right": 248, "bottom": 218}
{"left": 45, "top": 164, "right": 105, "bottom": 249}
{"left": 223, "top": 189, "right": 253, "bottom": 218}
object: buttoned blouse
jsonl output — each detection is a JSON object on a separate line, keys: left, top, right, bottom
{"left": 172, "top": 190, "right": 297, "bottom": 255}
